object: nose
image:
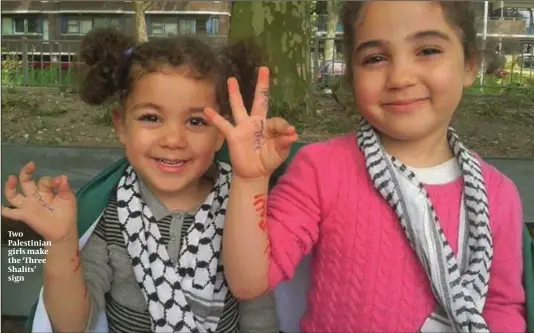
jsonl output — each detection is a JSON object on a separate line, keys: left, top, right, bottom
{"left": 385, "top": 58, "right": 417, "bottom": 90}
{"left": 160, "top": 123, "right": 187, "bottom": 149}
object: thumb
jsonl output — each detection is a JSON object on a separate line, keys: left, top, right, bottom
{"left": 266, "top": 117, "right": 296, "bottom": 136}
{"left": 274, "top": 133, "right": 299, "bottom": 157}
{"left": 55, "top": 176, "right": 75, "bottom": 201}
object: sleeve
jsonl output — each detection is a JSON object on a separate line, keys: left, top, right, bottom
{"left": 483, "top": 177, "right": 526, "bottom": 332}
{"left": 267, "top": 142, "right": 334, "bottom": 289}
{"left": 238, "top": 292, "right": 280, "bottom": 333}
{"left": 80, "top": 215, "right": 113, "bottom": 331}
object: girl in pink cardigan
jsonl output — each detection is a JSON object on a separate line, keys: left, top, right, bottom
{"left": 205, "top": 1, "right": 526, "bottom": 332}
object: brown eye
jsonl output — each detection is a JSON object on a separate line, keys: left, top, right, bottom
{"left": 138, "top": 114, "right": 160, "bottom": 123}
{"left": 188, "top": 117, "right": 207, "bottom": 127}
{"left": 419, "top": 47, "right": 442, "bottom": 56}
{"left": 363, "top": 55, "right": 385, "bottom": 65}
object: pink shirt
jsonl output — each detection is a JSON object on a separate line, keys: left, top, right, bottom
{"left": 267, "top": 133, "right": 526, "bottom": 332}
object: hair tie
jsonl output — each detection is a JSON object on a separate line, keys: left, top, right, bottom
{"left": 124, "top": 47, "right": 134, "bottom": 58}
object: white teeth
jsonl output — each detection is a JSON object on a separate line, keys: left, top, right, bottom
{"left": 157, "top": 159, "right": 185, "bottom": 166}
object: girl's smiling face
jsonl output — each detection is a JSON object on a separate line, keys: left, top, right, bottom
{"left": 113, "top": 68, "right": 224, "bottom": 203}
{"left": 351, "top": 1, "right": 477, "bottom": 142}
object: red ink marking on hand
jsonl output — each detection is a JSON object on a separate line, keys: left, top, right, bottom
{"left": 253, "top": 196, "right": 265, "bottom": 208}
{"left": 72, "top": 248, "right": 81, "bottom": 272}
{"left": 253, "top": 194, "right": 266, "bottom": 216}
{"left": 264, "top": 242, "right": 271, "bottom": 255}
{"left": 253, "top": 194, "right": 268, "bottom": 230}
{"left": 259, "top": 219, "right": 267, "bottom": 231}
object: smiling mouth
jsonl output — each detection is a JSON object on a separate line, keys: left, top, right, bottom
{"left": 155, "top": 158, "right": 187, "bottom": 166}
{"left": 382, "top": 98, "right": 429, "bottom": 112}
{"left": 384, "top": 98, "right": 429, "bottom": 106}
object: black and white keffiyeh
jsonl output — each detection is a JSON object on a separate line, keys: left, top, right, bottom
{"left": 356, "top": 119, "right": 493, "bottom": 333}
{"left": 115, "top": 162, "right": 232, "bottom": 333}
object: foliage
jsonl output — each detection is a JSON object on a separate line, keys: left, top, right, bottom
{"left": 228, "top": 1, "right": 312, "bottom": 110}
{"left": 309, "top": 0, "right": 318, "bottom": 46}
{"left": 1, "top": 48, "right": 23, "bottom": 87}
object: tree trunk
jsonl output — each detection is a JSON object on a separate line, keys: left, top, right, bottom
{"left": 323, "top": 0, "right": 339, "bottom": 62}
{"left": 228, "top": 1, "right": 311, "bottom": 111}
{"left": 133, "top": 1, "right": 148, "bottom": 43}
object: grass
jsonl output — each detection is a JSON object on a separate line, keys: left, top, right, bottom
{"left": 1, "top": 65, "right": 76, "bottom": 87}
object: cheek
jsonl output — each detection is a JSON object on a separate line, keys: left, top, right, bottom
{"left": 190, "top": 131, "right": 221, "bottom": 155}
{"left": 123, "top": 125, "right": 153, "bottom": 150}
{"left": 353, "top": 71, "right": 383, "bottom": 107}
{"left": 425, "top": 59, "right": 466, "bottom": 95}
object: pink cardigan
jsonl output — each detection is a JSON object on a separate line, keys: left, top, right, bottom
{"left": 267, "top": 133, "right": 526, "bottom": 332}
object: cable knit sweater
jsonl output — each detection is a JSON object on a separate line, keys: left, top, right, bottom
{"left": 267, "top": 133, "right": 526, "bottom": 332}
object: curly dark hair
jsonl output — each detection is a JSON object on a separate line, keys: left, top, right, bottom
{"left": 341, "top": 1, "right": 478, "bottom": 85}
{"left": 78, "top": 28, "right": 264, "bottom": 116}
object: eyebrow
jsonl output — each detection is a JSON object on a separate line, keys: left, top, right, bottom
{"left": 188, "top": 106, "right": 207, "bottom": 114}
{"left": 131, "top": 102, "right": 163, "bottom": 112}
{"left": 131, "top": 103, "right": 207, "bottom": 114}
{"left": 354, "top": 30, "right": 451, "bottom": 55}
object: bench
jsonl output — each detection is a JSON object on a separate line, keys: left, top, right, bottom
{"left": 2, "top": 144, "right": 534, "bottom": 325}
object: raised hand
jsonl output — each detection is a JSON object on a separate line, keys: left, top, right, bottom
{"left": 205, "top": 67, "right": 298, "bottom": 179}
{"left": 2, "top": 161, "right": 78, "bottom": 244}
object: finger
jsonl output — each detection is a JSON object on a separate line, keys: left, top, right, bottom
{"left": 250, "top": 67, "right": 270, "bottom": 119}
{"left": 1, "top": 205, "right": 25, "bottom": 222}
{"left": 204, "top": 107, "right": 235, "bottom": 137}
{"left": 37, "top": 177, "right": 55, "bottom": 194}
{"left": 18, "top": 161, "right": 37, "bottom": 196}
{"left": 55, "top": 176, "right": 75, "bottom": 201}
{"left": 4, "top": 175, "right": 24, "bottom": 207}
{"left": 275, "top": 133, "right": 299, "bottom": 153}
{"left": 283, "top": 125, "right": 297, "bottom": 135}
{"left": 2, "top": 205, "right": 44, "bottom": 233}
{"left": 266, "top": 117, "right": 294, "bottom": 136}
{"left": 227, "top": 77, "right": 249, "bottom": 124}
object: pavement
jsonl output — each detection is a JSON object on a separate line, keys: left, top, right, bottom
{"left": 1, "top": 144, "right": 533, "bottom": 320}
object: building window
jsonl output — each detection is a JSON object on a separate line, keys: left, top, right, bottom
{"left": 1, "top": 16, "right": 42, "bottom": 35}
{"left": 206, "top": 17, "right": 219, "bottom": 35}
{"left": 179, "top": 19, "right": 196, "bottom": 34}
{"left": 62, "top": 16, "right": 122, "bottom": 34}
{"left": 65, "top": 17, "right": 93, "bottom": 34}
{"left": 27, "top": 18, "right": 40, "bottom": 33}
{"left": 2, "top": 17, "right": 14, "bottom": 35}
{"left": 93, "top": 17, "right": 121, "bottom": 30}
{"left": 150, "top": 17, "right": 178, "bottom": 36}
{"left": 14, "top": 18, "right": 26, "bottom": 33}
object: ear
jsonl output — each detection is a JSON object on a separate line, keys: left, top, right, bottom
{"left": 112, "top": 108, "right": 127, "bottom": 144}
{"left": 463, "top": 57, "right": 478, "bottom": 87}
